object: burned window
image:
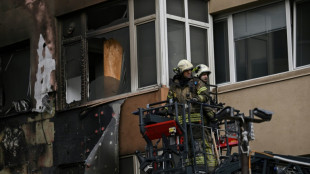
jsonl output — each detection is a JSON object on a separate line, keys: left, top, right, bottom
{"left": 60, "top": 0, "right": 137, "bottom": 108}
{"left": 64, "top": 42, "right": 82, "bottom": 104}
{"left": 0, "top": 40, "right": 30, "bottom": 115}
{"left": 88, "top": 27, "right": 131, "bottom": 101}
{"left": 87, "top": 0, "right": 128, "bottom": 31}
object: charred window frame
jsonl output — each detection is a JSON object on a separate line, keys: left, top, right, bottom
{"left": 0, "top": 40, "right": 31, "bottom": 115}
{"left": 59, "top": 0, "right": 158, "bottom": 110}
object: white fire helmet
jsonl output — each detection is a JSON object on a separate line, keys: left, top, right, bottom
{"left": 192, "top": 64, "right": 211, "bottom": 78}
{"left": 176, "top": 59, "right": 193, "bottom": 73}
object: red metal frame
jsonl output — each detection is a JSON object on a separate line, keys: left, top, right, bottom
{"left": 144, "top": 120, "right": 183, "bottom": 140}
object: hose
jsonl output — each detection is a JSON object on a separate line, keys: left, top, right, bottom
{"left": 252, "top": 151, "right": 310, "bottom": 167}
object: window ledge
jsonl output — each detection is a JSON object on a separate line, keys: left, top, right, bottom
{"left": 58, "top": 85, "right": 160, "bottom": 112}
{"left": 218, "top": 67, "right": 310, "bottom": 94}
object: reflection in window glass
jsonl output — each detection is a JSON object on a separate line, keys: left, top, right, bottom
{"left": 190, "top": 26, "right": 208, "bottom": 67}
{"left": 233, "top": 2, "right": 288, "bottom": 81}
{"left": 188, "top": 0, "right": 208, "bottom": 23}
{"left": 167, "top": 19, "right": 186, "bottom": 80}
{"left": 64, "top": 42, "right": 82, "bottom": 103}
{"left": 235, "top": 30, "right": 288, "bottom": 81}
{"left": 166, "top": 0, "right": 185, "bottom": 17}
{"left": 88, "top": 27, "right": 131, "bottom": 101}
{"left": 0, "top": 41, "right": 30, "bottom": 113}
{"left": 296, "top": 1, "right": 310, "bottom": 67}
{"left": 137, "top": 22, "right": 157, "bottom": 88}
{"left": 214, "top": 20, "right": 230, "bottom": 84}
{"left": 87, "top": 0, "right": 128, "bottom": 31}
{"left": 134, "top": 0, "right": 155, "bottom": 19}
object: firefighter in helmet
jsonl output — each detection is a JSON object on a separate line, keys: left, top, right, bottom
{"left": 193, "top": 64, "right": 211, "bottom": 84}
{"left": 167, "top": 59, "right": 216, "bottom": 172}
{"left": 167, "top": 59, "right": 209, "bottom": 110}
{"left": 192, "top": 64, "right": 218, "bottom": 172}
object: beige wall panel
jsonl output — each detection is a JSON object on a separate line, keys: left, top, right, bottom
{"left": 209, "top": 0, "right": 258, "bottom": 14}
{"left": 119, "top": 88, "right": 169, "bottom": 156}
{"left": 218, "top": 75, "right": 310, "bottom": 155}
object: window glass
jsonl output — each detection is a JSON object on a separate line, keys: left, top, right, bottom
{"left": 119, "top": 156, "right": 134, "bottom": 174}
{"left": 233, "top": 3, "right": 286, "bottom": 40}
{"left": 296, "top": 1, "right": 310, "bottom": 67}
{"left": 87, "top": 0, "right": 128, "bottom": 31}
{"left": 166, "top": 0, "right": 185, "bottom": 17}
{"left": 235, "top": 30, "right": 288, "bottom": 81}
{"left": 137, "top": 22, "right": 157, "bottom": 88}
{"left": 190, "top": 26, "right": 208, "bottom": 67}
{"left": 214, "top": 20, "right": 230, "bottom": 84}
{"left": 188, "top": 0, "right": 208, "bottom": 23}
{"left": 134, "top": 0, "right": 155, "bottom": 19}
{"left": 88, "top": 27, "right": 131, "bottom": 101}
{"left": 233, "top": 2, "right": 288, "bottom": 81}
{"left": 64, "top": 42, "right": 82, "bottom": 103}
{"left": 0, "top": 41, "right": 30, "bottom": 113}
{"left": 167, "top": 19, "right": 186, "bottom": 80}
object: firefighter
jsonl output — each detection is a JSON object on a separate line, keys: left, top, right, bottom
{"left": 167, "top": 59, "right": 215, "bottom": 173}
{"left": 192, "top": 64, "right": 218, "bottom": 172}
{"left": 167, "top": 59, "right": 208, "bottom": 112}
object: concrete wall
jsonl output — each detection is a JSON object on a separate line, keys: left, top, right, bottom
{"left": 209, "top": 0, "right": 271, "bottom": 14}
{"left": 217, "top": 68, "right": 310, "bottom": 156}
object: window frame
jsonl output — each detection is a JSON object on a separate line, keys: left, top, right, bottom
{"left": 162, "top": 0, "right": 214, "bottom": 86}
{"left": 214, "top": 0, "right": 295, "bottom": 86}
{"left": 293, "top": 0, "right": 310, "bottom": 70}
{"left": 58, "top": 0, "right": 161, "bottom": 110}
{"left": 0, "top": 40, "right": 31, "bottom": 114}
{"left": 58, "top": 0, "right": 213, "bottom": 110}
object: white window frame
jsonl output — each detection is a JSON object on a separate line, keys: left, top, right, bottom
{"left": 214, "top": 0, "right": 294, "bottom": 86}
{"left": 119, "top": 155, "right": 141, "bottom": 174}
{"left": 161, "top": 0, "right": 213, "bottom": 87}
{"left": 130, "top": 0, "right": 160, "bottom": 91}
{"left": 293, "top": 0, "right": 310, "bottom": 70}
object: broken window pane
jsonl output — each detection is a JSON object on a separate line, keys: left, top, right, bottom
{"left": 167, "top": 19, "right": 186, "bottom": 81}
{"left": 0, "top": 40, "right": 30, "bottom": 113}
{"left": 137, "top": 21, "right": 157, "bottom": 88}
{"left": 134, "top": 0, "right": 155, "bottom": 19}
{"left": 87, "top": 0, "right": 128, "bottom": 31}
{"left": 190, "top": 26, "right": 208, "bottom": 66}
{"left": 64, "top": 42, "right": 82, "bottom": 103}
{"left": 188, "top": 0, "right": 208, "bottom": 23}
{"left": 88, "top": 27, "right": 131, "bottom": 101}
{"left": 167, "top": 0, "right": 185, "bottom": 17}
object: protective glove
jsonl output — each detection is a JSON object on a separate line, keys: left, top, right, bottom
{"left": 154, "top": 108, "right": 168, "bottom": 116}
{"left": 191, "top": 97, "right": 199, "bottom": 102}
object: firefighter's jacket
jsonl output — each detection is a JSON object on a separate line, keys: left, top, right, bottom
{"left": 167, "top": 75, "right": 208, "bottom": 113}
{"left": 167, "top": 76, "right": 218, "bottom": 169}
{"left": 167, "top": 76, "right": 213, "bottom": 122}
